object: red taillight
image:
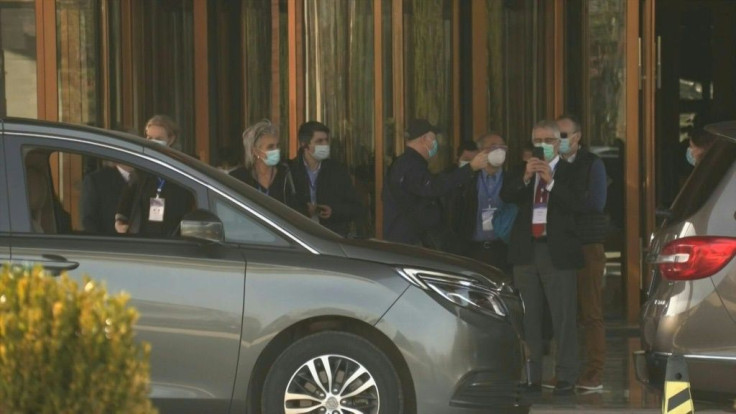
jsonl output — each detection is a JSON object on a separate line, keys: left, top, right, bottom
{"left": 656, "top": 236, "right": 736, "bottom": 281}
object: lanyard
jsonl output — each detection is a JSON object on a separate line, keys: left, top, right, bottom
{"left": 156, "top": 177, "right": 166, "bottom": 197}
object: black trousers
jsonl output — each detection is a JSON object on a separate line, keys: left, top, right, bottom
{"left": 467, "top": 239, "right": 511, "bottom": 277}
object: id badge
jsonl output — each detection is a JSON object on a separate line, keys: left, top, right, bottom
{"left": 149, "top": 197, "right": 166, "bottom": 222}
{"left": 481, "top": 207, "right": 496, "bottom": 231}
{"left": 532, "top": 204, "right": 547, "bottom": 224}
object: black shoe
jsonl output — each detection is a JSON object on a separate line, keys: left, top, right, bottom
{"left": 553, "top": 380, "right": 574, "bottom": 396}
{"left": 520, "top": 382, "right": 542, "bottom": 393}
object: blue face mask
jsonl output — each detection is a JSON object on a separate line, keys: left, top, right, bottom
{"left": 534, "top": 143, "right": 556, "bottom": 161}
{"left": 686, "top": 147, "right": 696, "bottom": 166}
{"left": 262, "top": 149, "right": 281, "bottom": 166}
{"left": 427, "top": 138, "right": 439, "bottom": 158}
{"left": 559, "top": 138, "right": 571, "bottom": 155}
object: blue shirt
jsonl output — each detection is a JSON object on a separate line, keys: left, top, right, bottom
{"left": 304, "top": 160, "right": 321, "bottom": 204}
{"left": 473, "top": 170, "right": 504, "bottom": 241}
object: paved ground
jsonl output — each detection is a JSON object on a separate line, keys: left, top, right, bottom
{"left": 522, "top": 324, "right": 733, "bottom": 413}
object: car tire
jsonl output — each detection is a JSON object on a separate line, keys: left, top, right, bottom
{"left": 262, "top": 331, "right": 404, "bottom": 414}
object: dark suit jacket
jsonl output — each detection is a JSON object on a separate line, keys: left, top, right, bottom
{"left": 290, "top": 153, "right": 365, "bottom": 237}
{"left": 500, "top": 158, "right": 586, "bottom": 270}
{"left": 116, "top": 172, "right": 195, "bottom": 237}
{"left": 80, "top": 166, "right": 127, "bottom": 235}
{"left": 382, "top": 147, "right": 474, "bottom": 245}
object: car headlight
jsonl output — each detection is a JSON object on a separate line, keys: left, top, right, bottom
{"left": 397, "top": 268, "right": 508, "bottom": 318}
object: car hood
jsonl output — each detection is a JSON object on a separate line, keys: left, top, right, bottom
{"left": 339, "top": 238, "right": 511, "bottom": 290}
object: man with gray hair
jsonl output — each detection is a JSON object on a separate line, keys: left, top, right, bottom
{"left": 501, "top": 119, "right": 586, "bottom": 395}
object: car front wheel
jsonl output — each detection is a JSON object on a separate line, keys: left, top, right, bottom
{"left": 262, "top": 331, "right": 404, "bottom": 414}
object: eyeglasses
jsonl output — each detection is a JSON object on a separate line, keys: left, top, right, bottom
{"left": 532, "top": 137, "right": 559, "bottom": 145}
{"left": 483, "top": 144, "right": 508, "bottom": 151}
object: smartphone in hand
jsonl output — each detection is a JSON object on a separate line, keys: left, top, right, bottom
{"left": 532, "top": 146, "right": 545, "bottom": 160}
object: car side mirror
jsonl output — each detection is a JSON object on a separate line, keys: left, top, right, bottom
{"left": 180, "top": 209, "right": 224, "bottom": 243}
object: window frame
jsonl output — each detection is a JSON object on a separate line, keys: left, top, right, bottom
{"left": 0, "top": 128, "right": 9, "bottom": 233}
{"left": 208, "top": 192, "right": 292, "bottom": 249}
{"left": 5, "top": 133, "right": 207, "bottom": 237}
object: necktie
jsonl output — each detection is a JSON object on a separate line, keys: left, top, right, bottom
{"left": 532, "top": 177, "right": 549, "bottom": 238}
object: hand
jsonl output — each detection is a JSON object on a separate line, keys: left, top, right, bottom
{"left": 307, "top": 203, "right": 319, "bottom": 217}
{"left": 536, "top": 162, "right": 553, "bottom": 183}
{"left": 317, "top": 204, "right": 332, "bottom": 219}
{"left": 114, "top": 220, "right": 129, "bottom": 234}
{"left": 469, "top": 150, "right": 490, "bottom": 171}
{"left": 523, "top": 157, "right": 541, "bottom": 182}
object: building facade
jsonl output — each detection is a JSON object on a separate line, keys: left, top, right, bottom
{"left": 2, "top": 0, "right": 735, "bottom": 322}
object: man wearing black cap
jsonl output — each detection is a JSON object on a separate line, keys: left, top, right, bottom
{"left": 290, "top": 121, "right": 365, "bottom": 237}
{"left": 382, "top": 118, "right": 490, "bottom": 250}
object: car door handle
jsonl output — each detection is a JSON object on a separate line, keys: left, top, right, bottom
{"left": 39, "top": 254, "right": 80, "bottom": 276}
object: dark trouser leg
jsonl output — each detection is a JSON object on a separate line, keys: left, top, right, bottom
{"left": 535, "top": 242, "right": 579, "bottom": 384}
{"left": 577, "top": 243, "right": 606, "bottom": 382}
{"left": 513, "top": 263, "right": 545, "bottom": 384}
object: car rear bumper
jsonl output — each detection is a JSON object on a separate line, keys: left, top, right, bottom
{"left": 633, "top": 350, "right": 666, "bottom": 390}
{"left": 634, "top": 350, "right": 736, "bottom": 408}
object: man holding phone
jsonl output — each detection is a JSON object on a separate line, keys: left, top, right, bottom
{"left": 501, "top": 119, "right": 586, "bottom": 395}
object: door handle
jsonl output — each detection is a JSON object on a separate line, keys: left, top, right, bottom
{"left": 41, "top": 254, "right": 79, "bottom": 276}
{"left": 15, "top": 254, "right": 80, "bottom": 276}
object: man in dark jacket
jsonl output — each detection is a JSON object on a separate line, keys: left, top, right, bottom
{"left": 80, "top": 163, "right": 132, "bottom": 235}
{"left": 382, "top": 118, "right": 489, "bottom": 249}
{"left": 557, "top": 114, "right": 608, "bottom": 391}
{"left": 290, "top": 121, "right": 365, "bottom": 237}
{"left": 501, "top": 119, "right": 586, "bottom": 395}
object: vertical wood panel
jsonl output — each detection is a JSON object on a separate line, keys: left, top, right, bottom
{"left": 374, "top": 0, "right": 384, "bottom": 238}
{"left": 100, "top": 0, "right": 111, "bottom": 128}
{"left": 451, "top": 0, "right": 460, "bottom": 149}
{"left": 391, "top": 0, "right": 404, "bottom": 156}
{"left": 269, "top": 0, "right": 280, "bottom": 126}
{"left": 625, "top": 0, "right": 642, "bottom": 323}
{"left": 545, "top": 0, "right": 564, "bottom": 118}
{"left": 470, "top": 0, "right": 487, "bottom": 139}
{"left": 288, "top": 0, "right": 298, "bottom": 155}
{"left": 35, "top": 0, "right": 57, "bottom": 121}
{"left": 553, "top": 0, "right": 564, "bottom": 116}
{"left": 193, "top": 0, "right": 209, "bottom": 163}
{"left": 295, "top": 0, "right": 304, "bottom": 138}
{"left": 120, "top": 0, "right": 135, "bottom": 129}
{"left": 637, "top": 0, "right": 656, "bottom": 322}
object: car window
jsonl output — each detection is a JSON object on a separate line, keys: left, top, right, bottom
{"left": 213, "top": 196, "right": 290, "bottom": 247}
{"left": 21, "top": 146, "right": 198, "bottom": 239}
{"left": 668, "top": 138, "right": 736, "bottom": 223}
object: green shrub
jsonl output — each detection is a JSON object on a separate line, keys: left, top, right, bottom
{"left": 0, "top": 265, "right": 157, "bottom": 414}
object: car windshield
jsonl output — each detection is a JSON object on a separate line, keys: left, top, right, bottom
{"left": 163, "top": 148, "right": 343, "bottom": 241}
{"left": 668, "top": 121, "right": 736, "bottom": 224}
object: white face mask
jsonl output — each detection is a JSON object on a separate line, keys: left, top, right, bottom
{"left": 312, "top": 144, "right": 330, "bottom": 161}
{"left": 150, "top": 139, "right": 168, "bottom": 146}
{"left": 458, "top": 160, "right": 470, "bottom": 168}
{"left": 487, "top": 149, "right": 506, "bottom": 167}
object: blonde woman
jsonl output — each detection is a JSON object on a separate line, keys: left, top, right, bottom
{"left": 229, "top": 119, "right": 302, "bottom": 212}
